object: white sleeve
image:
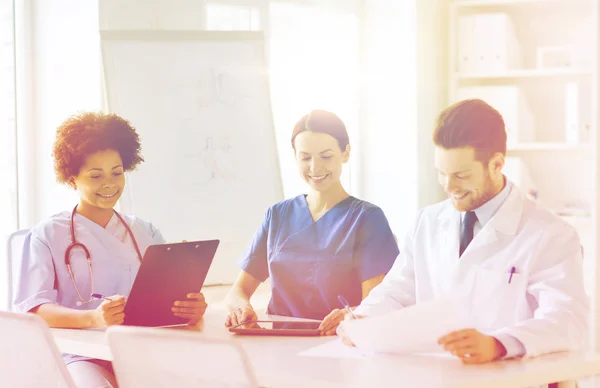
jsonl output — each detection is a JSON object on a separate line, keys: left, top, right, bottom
{"left": 353, "top": 209, "right": 423, "bottom": 317}
{"left": 149, "top": 222, "right": 166, "bottom": 245}
{"left": 12, "top": 230, "right": 58, "bottom": 313}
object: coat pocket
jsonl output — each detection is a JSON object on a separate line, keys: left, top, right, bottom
{"left": 469, "top": 268, "right": 526, "bottom": 331}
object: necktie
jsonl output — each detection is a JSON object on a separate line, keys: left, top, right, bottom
{"left": 459, "top": 211, "right": 477, "bottom": 257}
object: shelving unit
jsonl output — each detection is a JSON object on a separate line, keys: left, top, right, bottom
{"left": 449, "top": 0, "right": 597, "bottom": 295}
{"left": 452, "top": 0, "right": 589, "bottom": 8}
{"left": 507, "top": 142, "right": 594, "bottom": 151}
{"left": 455, "top": 68, "right": 592, "bottom": 81}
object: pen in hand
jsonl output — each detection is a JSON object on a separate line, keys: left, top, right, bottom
{"left": 91, "top": 293, "right": 113, "bottom": 302}
{"left": 337, "top": 295, "right": 358, "bottom": 319}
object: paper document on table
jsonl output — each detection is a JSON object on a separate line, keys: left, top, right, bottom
{"left": 341, "top": 295, "right": 470, "bottom": 355}
{"left": 298, "top": 339, "right": 374, "bottom": 359}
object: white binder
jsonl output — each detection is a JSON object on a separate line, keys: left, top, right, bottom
{"left": 457, "top": 86, "right": 534, "bottom": 146}
{"left": 472, "top": 13, "right": 520, "bottom": 73}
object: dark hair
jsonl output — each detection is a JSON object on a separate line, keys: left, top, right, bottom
{"left": 52, "top": 112, "right": 144, "bottom": 184}
{"left": 291, "top": 110, "right": 350, "bottom": 151}
{"left": 433, "top": 99, "right": 507, "bottom": 162}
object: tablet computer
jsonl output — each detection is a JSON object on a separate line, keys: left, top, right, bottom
{"left": 228, "top": 320, "right": 322, "bottom": 336}
{"left": 123, "top": 240, "right": 219, "bottom": 327}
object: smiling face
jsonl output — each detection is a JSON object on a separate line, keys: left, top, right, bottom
{"left": 434, "top": 146, "right": 504, "bottom": 212}
{"left": 71, "top": 149, "right": 125, "bottom": 211}
{"left": 294, "top": 131, "right": 350, "bottom": 192}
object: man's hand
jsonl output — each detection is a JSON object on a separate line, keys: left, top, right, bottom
{"left": 438, "top": 328, "right": 507, "bottom": 364}
{"left": 337, "top": 312, "right": 365, "bottom": 346}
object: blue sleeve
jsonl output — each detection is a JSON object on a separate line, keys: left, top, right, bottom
{"left": 13, "top": 231, "right": 58, "bottom": 313}
{"left": 355, "top": 208, "right": 400, "bottom": 282}
{"left": 237, "top": 207, "right": 271, "bottom": 282}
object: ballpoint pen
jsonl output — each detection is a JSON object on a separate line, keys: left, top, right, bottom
{"left": 337, "top": 295, "right": 358, "bottom": 319}
{"left": 508, "top": 266, "right": 516, "bottom": 284}
{"left": 91, "top": 293, "right": 113, "bottom": 302}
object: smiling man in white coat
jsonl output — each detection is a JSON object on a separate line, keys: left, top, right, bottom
{"left": 345, "top": 99, "right": 589, "bottom": 364}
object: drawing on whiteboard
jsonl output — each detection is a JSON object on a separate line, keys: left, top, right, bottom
{"left": 212, "top": 67, "right": 257, "bottom": 108}
{"left": 163, "top": 73, "right": 219, "bottom": 121}
{"left": 185, "top": 134, "right": 237, "bottom": 185}
{"left": 102, "top": 33, "right": 284, "bottom": 286}
{"left": 164, "top": 67, "right": 257, "bottom": 123}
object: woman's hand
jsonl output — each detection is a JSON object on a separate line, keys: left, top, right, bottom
{"left": 225, "top": 304, "right": 258, "bottom": 327}
{"left": 92, "top": 295, "right": 126, "bottom": 328}
{"left": 319, "top": 309, "right": 346, "bottom": 336}
{"left": 172, "top": 292, "right": 208, "bottom": 325}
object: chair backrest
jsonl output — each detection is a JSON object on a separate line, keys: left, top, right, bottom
{"left": 0, "top": 311, "right": 75, "bottom": 387}
{"left": 6, "top": 229, "right": 29, "bottom": 311}
{"left": 107, "top": 326, "right": 259, "bottom": 388}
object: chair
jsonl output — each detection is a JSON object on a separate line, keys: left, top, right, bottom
{"left": 107, "top": 326, "right": 259, "bottom": 388}
{"left": 0, "top": 311, "right": 75, "bottom": 387}
{"left": 6, "top": 229, "right": 29, "bottom": 311}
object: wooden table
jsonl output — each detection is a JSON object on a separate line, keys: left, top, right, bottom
{"left": 51, "top": 308, "right": 600, "bottom": 388}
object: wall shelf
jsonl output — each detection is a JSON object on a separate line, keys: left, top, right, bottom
{"left": 452, "top": 0, "right": 591, "bottom": 10}
{"left": 455, "top": 69, "right": 592, "bottom": 82}
{"left": 507, "top": 142, "right": 593, "bottom": 151}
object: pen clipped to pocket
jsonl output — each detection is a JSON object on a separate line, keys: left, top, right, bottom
{"left": 508, "top": 266, "right": 516, "bottom": 284}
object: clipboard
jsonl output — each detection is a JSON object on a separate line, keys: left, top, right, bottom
{"left": 123, "top": 240, "right": 219, "bottom": 327}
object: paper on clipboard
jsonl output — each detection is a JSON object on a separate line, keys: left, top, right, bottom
{"left": 340, "top": 295, "right": 471, "bottom": 355}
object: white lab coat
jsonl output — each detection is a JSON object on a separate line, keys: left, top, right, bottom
{"left": 355, "top": 186, "right": 589, "bottom": 358}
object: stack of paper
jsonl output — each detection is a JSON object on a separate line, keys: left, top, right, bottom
{"left": 338, "top": 295, "right": 471, "bottom": 355}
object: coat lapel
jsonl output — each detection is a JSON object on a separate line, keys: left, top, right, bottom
{"left": 434, "top": 202, "right": 462, "bottom": 291}
{"left": 458, "top": 187, "right": 524, "bottom": 269}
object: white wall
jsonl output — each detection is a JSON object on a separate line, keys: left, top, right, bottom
{"left": 358, "top": 0, "right": 449, "bottom": 240}
{"left": 416, "top": 0, "right": 448, "bottom": 208}
{"left": 19, "top": 0, "right": 102, "bottom": 228}
{"left": 358, "top": 0, "right": 419, "bottom": 239}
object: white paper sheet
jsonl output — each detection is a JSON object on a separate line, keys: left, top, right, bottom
{"left": 340, "top": 295, "right": 471, "bottom": 355}
{"left": 298, "top": 339, "right": 374, "bottom": 359}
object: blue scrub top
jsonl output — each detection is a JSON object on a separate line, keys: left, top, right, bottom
{"left": 239, "top": 195, "right": 399, "bottom": 320}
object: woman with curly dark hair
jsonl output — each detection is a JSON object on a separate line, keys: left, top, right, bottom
{"left": 12, "top": 112, "right": 207, "bottom": 387}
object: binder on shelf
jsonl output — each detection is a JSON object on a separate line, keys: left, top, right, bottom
{"left": 458, "top": 12, "right": 520, "bottom": 74}
{"left": 564, "top": 82, "right": 580, "bottom": 145}
{"left": 457, "top": 15, "right": 475, "bottom": 73}
{"left": 457, "top": 86, "right": 534, "bottom": 146}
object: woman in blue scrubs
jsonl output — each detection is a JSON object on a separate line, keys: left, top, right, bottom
{"left": 225, "top": 110, "right": 399, "bottom": 335}
{"left": 13, "top": 112, "right": 207, "bottom": 387}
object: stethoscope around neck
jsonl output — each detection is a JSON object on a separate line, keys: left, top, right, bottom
{"left": 65, "top": 205, "right": 144, "bottom": 306}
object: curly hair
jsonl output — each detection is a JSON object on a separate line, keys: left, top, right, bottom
{"left": 52, "top": 112, "right": 144, "bottom": 185}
